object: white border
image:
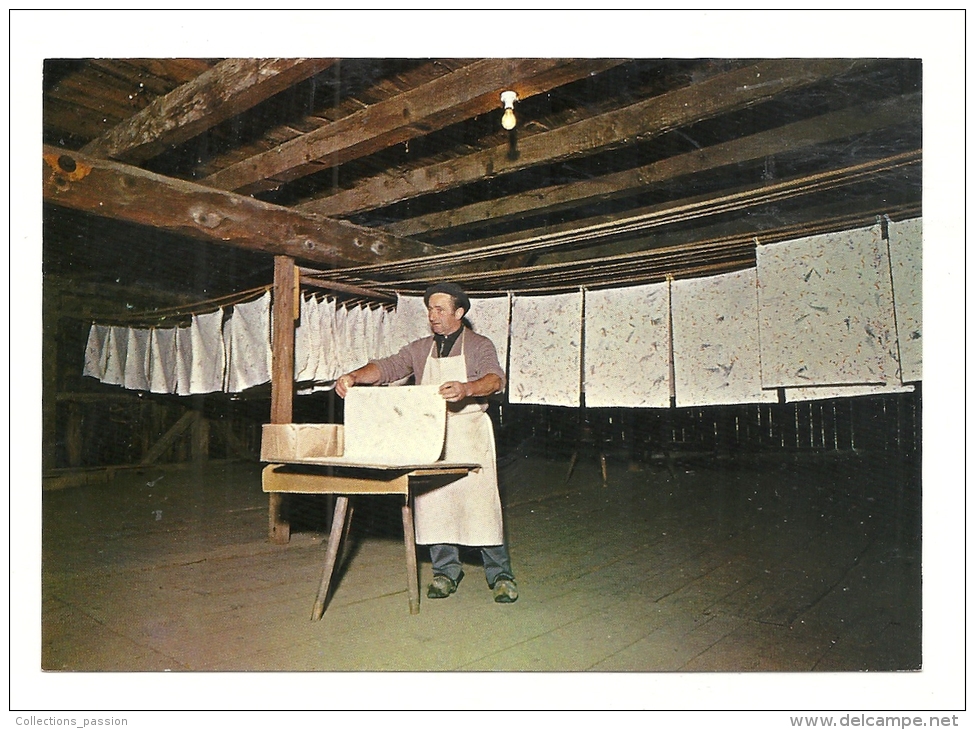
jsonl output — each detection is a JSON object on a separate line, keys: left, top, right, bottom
{"left": 9, "top": 9, "right": 966, "bottom": 717}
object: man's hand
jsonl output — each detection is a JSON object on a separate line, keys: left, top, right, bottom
{"left": 438, "top": 381, "right": 469, "bottom": 403}
{"left": 335, "top": 373, "right": 355, "bottom": 399}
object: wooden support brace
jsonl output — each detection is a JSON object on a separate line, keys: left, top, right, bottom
{"left": 140, "top": 410, "right": 199, "bottom": 466}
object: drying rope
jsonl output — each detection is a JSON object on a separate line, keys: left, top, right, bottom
{"left": 86, "top": 284, "right": 271, "bottom": 326}
{"left": 326, "top": 151, "right": 920, "bottom": 280}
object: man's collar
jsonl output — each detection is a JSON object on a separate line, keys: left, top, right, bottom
{"left": 434, "top": 326, "right": 463, "bottom": 355}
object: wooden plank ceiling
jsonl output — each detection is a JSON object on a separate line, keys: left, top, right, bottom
{"left": 42, "top": 57, "right": 921, "bottom": 307}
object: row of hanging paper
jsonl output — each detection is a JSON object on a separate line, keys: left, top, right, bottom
{"left": 503, "top": 218, "right": 921, "bottom": 408}
{"left": 83, "top": 290, "right": 411, "bottom": 396}
{"left": 83, "top": 218, "right": 921, "bottom": 407}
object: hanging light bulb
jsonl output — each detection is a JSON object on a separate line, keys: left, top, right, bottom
{"left": 500, "top": 90, "right": 518, "bottom": 130}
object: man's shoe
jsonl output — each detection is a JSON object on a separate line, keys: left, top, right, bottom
{"left": 427, "top": 572, "right": 463, "bottom": 599}
{"left": 492, "top": 577, "right": 518, "bottom": 604}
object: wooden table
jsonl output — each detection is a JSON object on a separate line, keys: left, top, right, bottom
{"left": 263, "top": 460, "right": 478, "bottom": 619}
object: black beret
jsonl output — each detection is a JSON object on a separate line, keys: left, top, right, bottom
{"left": 423, "top": 282, "right": 471, "bottom": 314}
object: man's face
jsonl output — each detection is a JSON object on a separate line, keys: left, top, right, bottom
{"left": 427, "top": 292, "right": 464, "bottom": 335}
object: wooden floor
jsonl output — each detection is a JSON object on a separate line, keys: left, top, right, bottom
{"left": 40, "top": 447, "right": 921, "bottom": 679}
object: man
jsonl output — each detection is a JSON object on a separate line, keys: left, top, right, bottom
{"left": 335, "top": 282, "right": 518, "bottom": 604}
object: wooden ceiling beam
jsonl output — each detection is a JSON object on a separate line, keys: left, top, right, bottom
{"left": 42, "top": 144, "right": 443, "bottom": 267}
{"left": 81, "top": 58, "right": 336, "bottom": 164}
{"left": 383, "top": 92, "right": 922, "bottom": 238}
{"left": 298, "top": 59, "right": 865, "bottom": 218}
{"left": 203, "top": 58, "right": 625, "bottom": 195}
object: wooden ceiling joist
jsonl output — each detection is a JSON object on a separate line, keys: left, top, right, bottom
{"left": 42, "top": 144, "right": 443, "bottom": 267}
{"left": 202, "top": 58, "right": 626, "bottom": 195}
{"left": 81, "top": 58, "right": 336, "bottom": 164}
{"left": 298, "top": 59, "right": 864, "bottom": 218}
{"left": 383, "top": 92, "right": 922, "bottom": 238}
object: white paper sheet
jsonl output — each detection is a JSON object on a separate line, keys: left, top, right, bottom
{"left": 122, "top": 328, "right": 152, "bottom": 391}
{"left": 672, "top": 269, "right": 777, "bottom": 407}
{"left": 294, "top": 294, "right": 320, "bottom": 382}
{"left": 148, "top": 327, "right": 178, "bottom": 394}
{"left": 101, "top": 326, "right": 128, "bottom": 386}
{"left": 887, "top": 217, "right": 922, "bottom": 382}
{"left": 584, "top": 283, "right": 671, "bottom": 408}
{"left": 82, "top": 323, "right": 109, "bottom": 380}
{"left": 341, "top": 385, "right": 447, "bottom": 465}
{"left": 508, "top": 291, "right": 583, "bottom": 407}
{"left": 757, "top": 225, "right": 901, "bottom": 388}
{"left": 224, "top": 292, "right": 271, "bottom": 392}
{"left": 311, "top": 297, "right": 336, "bottom": 382}
{"left": 185, "top": 309, "right": 225, "bottom": 394}
{"left": 345, "top": 304, "right": 370, "bottom": 370}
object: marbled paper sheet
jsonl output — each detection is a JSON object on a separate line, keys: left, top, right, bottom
{"left": 672, "top": 269, "right": 778, "bottom": 407}
{"left": 467, "top": 295, "right": 511, "bottom": 372}
{"left": 389, "top": 295, "right": 431, "bottom": 352}
{"left": 584, "top": 283, "right": 671, "bottom": 408}
{"left": 757, "top": 225, "right": 901, "bottom": 388}
{"left": 508, "top": 292, "right": 582, "bottom": 407}
{"left": 888, "top": 217, "right": 922, "bottom": 382}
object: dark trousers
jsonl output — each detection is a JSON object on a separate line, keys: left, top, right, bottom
{"left": 430, "top": 543, "right": 514, "bottom": 587}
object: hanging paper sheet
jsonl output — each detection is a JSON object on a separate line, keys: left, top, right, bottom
{"left": 466, "top": 294, "right": 511, "bottom": 373}
{"left": 148, "top": 327, "right": 178, "bottom": 394}
{"left": 223, "top": 292, "right": 271, "bottom": 392}
{"left": 315, "top": 297, "right": 340, "bottom": 382}
{"left": 584, "top": 283, "right": 671, "bottom": 408}
{"left": 887, "top": 217, "right": 922, "bottom": 382}
{"left": 757, "top": 225, "right": 901, "bottom": 388}
{"left": 294, "top": 294, "right": 319, "bottom": 381}
{"left": 508, "top": 291, "right": 583, "bottom": 407}
{"left": 83, "top": 323, "right": 109, "bottom": 380}
{"left": 101, "top": 326, "right": 128, "bottom": 386}
{"left": 345, "top": 304, "right": 371, "bottom": 371}
{"left": 389, "top": 295, "right": 431, "bottom": 353}
{"left": 671, "top": 269, "right": 777, "bottom": 407}
{"left": 175, "top": 309, "right": 225, "bottom": 395}
{"left": 122, "top": 328, "right": 152, "bottom": 391}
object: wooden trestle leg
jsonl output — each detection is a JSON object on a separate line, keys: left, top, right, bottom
{"left": 401, "top": 497, "right": 420, "bottom": 615}
{"left": 311, "top": 496, "right": 350, "bottom": 620}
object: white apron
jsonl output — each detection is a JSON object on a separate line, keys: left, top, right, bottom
{"left": 414, "top": 330, "right": 505, "bottom": 546}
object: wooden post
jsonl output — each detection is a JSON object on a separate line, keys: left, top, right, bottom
{"left": 269, "top": 255, "right": 297, "bottom": 543}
